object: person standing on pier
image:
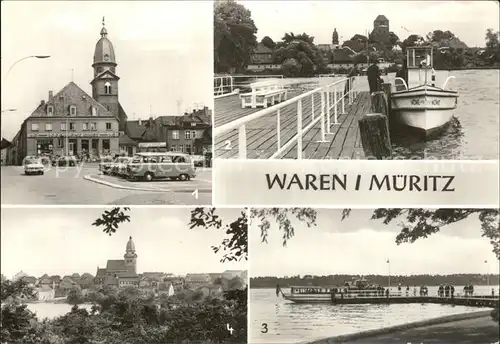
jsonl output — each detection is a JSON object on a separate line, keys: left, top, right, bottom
{"left": 438, "top": 285, "right": 444, "bottom": 297}
{"left": 445, "top": 284, "right": 450, "bottom": 297}
{"left": 413, "top": 286, "right": 417, "bottom": 296}
{"left": 344, "top": 63, "right": 359, "bottom": 97}
{"left": 367, "top": 56, "right": 382, "bottom": 94}
{"left": 450, "top": 284, "right": 455, "bottom": 298}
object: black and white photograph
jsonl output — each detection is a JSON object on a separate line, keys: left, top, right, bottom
{"left": 1, "top": 1, "right": 213, "bottom": 205}
{"left": 249, "top": 208, "right": 500, "bottom": 344}
{"left": 214, "top": 1, "right": 499, "bottom": 160}
{"left": 0, "top": 207, "right": 248, "bottom": 344}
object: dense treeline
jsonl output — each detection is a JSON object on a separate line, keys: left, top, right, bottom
{"left": 1, "top": 278, "right": 247, "bottom": 344}
{"left": 214, "top": 0, "right": 500, "bottom": 75}
{"left": 251, "top": 274, "right": 500, "bottom": 289}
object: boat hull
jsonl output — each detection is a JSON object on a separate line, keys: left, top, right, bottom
{"left": 391, "top": 86, "right": 458, "bottom": 139}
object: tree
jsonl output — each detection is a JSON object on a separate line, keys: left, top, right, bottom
{"left": 388, "top": 31, "right": 400, "bottom": 47}
{"left": 66, "top": 287, "right": 84, "bottom": 306}
{"left": 274, "top": 32, "right": 325, "bottom": 77}
{"left": 214, "top": 0, "right": 258, "bottom": 73}
{"left": 261, "top": 36, "right": 276, "bottom": 49}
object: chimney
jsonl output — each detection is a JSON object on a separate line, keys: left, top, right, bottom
{"left": 48, "top": 91, "right": 53, "bottom": 101}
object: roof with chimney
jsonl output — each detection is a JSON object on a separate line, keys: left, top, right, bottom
{"left": 29, "top": 81, "right": 116, "bottom": 119}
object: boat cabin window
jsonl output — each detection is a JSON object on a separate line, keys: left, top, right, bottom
{"left": 406, "top": 47, "right": 433, "bottom": 69}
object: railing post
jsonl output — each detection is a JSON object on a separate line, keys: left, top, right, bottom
{"left": 326, "top": 85, "right": 331, "bottom": 132}
{"left": 230, "top": 76, "right": 234, "bottom": 93}
{"left": 341, "top": 84, "right": 345, "bottom": 114}
{"left": 238, "top": 124, "right": 247, "bottom": 159}
{"left": 311, "top": 93, "right": 315, "bottom": 120}
{"left": 277, "top": 108, "right": 281, "bottom": 150}
{"left": 317, "top": 91, "right": 326, "bottom": 142}
{"left": 333, "top": 87, "right": 338, "bottom": 125}
{"left": 297, "top": 100, "right": 303, "bottom": 160}
{"left": 349, "top": 78, "right": 353, "bottom": 104}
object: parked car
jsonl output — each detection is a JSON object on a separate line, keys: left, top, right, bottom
{"left": 110, "top": 156, "right": 132, "bottom": 177}
{"left": 126, "top": 152, "right": 196, "bottom": 181}
{"left": 98, "top": 156, "right": 114, "bottom": 174}
{"left": 53, "top": 156, "right": 79, "bottom": 167}
{"left": 24, "top": 157, "right": 44, "bottom": 175}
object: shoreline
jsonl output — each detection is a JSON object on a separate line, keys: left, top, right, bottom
{"left": 304, "top": 310, "right": 494, "bottom": 344}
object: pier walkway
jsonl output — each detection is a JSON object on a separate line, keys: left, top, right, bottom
{"left": 214, "top": 76, "right": 368, "bottom": 159}
{"left": 329, "top": 295, "right": 499, "bottom": 308}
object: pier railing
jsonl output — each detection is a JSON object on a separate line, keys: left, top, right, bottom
{"left": 214, "top": 75, "right": 284, "bottom": 98}
{"left": 214, "top": 76, "right": 359, "bottom": 159}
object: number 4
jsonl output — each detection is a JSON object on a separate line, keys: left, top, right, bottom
{"left": 224, "top": 140, "right": 232, "bottom": 150}
{"left": 191, "top": 189, "right": 198, "bottom": 199}
{"left": 226, "top": 323, "right": 234, "bottom": 335}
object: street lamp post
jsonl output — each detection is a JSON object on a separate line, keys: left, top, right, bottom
{"left": 4, "top": 55, "right": 51, "bottom": 83}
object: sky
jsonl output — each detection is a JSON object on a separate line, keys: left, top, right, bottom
{"left": 241, "top": 1, "right": 499, "bottom": 47}
{"left": 1, "top": 1, "right": 213, "bottom": 140}
{"left": 250, "top": 209, "right": 499, "bottom": 277}
{"left": 1, "top": 207, "right": 247, "bottom": 278}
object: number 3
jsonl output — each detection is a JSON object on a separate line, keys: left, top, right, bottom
{"left": 224, "top": 140, "right": 232, "bottom": 150}
{"left": 261, "top": 323, "right": 268, "bottom": 333}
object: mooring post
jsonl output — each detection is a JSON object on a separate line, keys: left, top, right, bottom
{"left": 359, "top": 91, "right": 392, "bottom": 160}
{"left": 382, "top": 82, "right": 392, "bottom": 123}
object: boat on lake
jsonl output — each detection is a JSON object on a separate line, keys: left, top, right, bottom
{"left": 283, "top": 277, "right": 384, "bottom": 304}
{"left": 391, "top": 45, "right": 458, "bottom": 139}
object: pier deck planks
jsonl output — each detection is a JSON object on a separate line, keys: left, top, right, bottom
{"left": 214, "top": 90, "right": 370, "bottom": 159}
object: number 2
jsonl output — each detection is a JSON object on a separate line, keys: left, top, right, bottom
{"left": 261, "top": 323, "right": 268, "bottom": 333}
{"left": 224, "top": 140, "right": 232, "bottom": 150}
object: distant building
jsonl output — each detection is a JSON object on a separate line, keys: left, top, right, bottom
{"left": 222, "top": 270, "right": 245, "bottom": 280}
{"left": 36, "top": 282, "right": 56, "bottom": 301}
{"left": 370, "top": 15, "right": 390, "bottom": 44}
{"left": 250, "top": 42, "right": 274, "bottom": 64}
{"left": 185, "top": 273, "right": 212, "bottom": 289}
{"left": 317, "top": 44, "right": 333, "bottom": 64}
{"left": 152, "top": 107, "right": 212, "bottom": 155}
{"left": 198, "top": 285, "right": 223, "bottom": 298}
{"left": 95, "top": 236, "right": 140, "bottom": 287}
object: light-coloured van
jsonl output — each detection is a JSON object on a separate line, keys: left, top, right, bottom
{"left": 126, "top": 152, "right": 196, "bottom": 181}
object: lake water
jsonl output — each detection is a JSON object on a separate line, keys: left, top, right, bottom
{"left": 290, "top": 69, "right": 500, "bottom": 160}
{"left": 250, "top": 286, "right": 499, "bottom": 344}
{"left": 26, "top": 302, "right": 93, "bottom": 320}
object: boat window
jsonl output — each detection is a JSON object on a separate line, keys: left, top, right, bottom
{"left": 172, "top": 155, "right": 187, "bottom": 163}
{"left": 160, "top": 156, "right": 173, "bottom": 163}
{"left": 131, "top": 156, "right": 143, "bottom": 163}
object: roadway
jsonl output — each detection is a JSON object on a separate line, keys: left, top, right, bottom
{"left": 0, "top": 165, "right": 212, "bottom": 205}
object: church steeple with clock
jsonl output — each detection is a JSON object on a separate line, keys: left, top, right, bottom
{"left": 91, "top": 17, "right": 127, "bottom": 131}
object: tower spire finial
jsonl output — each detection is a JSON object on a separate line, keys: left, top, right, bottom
{"left": 102, "top": 16, "right": 105, "bottom": 27}
{"left": 100, "top": 17, "right": 108, "bottom": 37}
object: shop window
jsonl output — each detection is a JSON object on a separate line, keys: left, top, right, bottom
{"left": 185, "top": 144, "right": 192, "bottom": 154}
{"left": 179, "top": 144, "right": 184, "bottom": 152}
{"left": 57, "top": 138, "right": 63, "bottom": 147}
{"left": 170, "top": 145, "right": 177, "bottom": 152}
{"left": 47, "top": 105, "right": 54, "bottom": 116}
{"left": 102, "top": 139, "right": 110, "bottom": 153}
{"left": 45, "top": 123, "right": 52, "bottom": 131}
{"left": 31, "top": 123, "right": 39, "bottom": 131}
{"left": 106, "top": 122, "right": 112, "bottom": 130}
{"left": 172, "top": 130, "right": 179, "bottom": 140}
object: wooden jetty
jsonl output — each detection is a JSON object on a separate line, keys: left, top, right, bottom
{"left": 214, "top": 76, "right": 370, "bottom": 159}
{"left": 327, "top": 295, "right": 500, "bottom": 308}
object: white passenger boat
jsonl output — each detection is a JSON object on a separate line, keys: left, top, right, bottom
{"left": 391, "top": 45, "right": 458, "bottom": 139}
{"left": 282, "top": 278, "right": 385, "bottom": 304}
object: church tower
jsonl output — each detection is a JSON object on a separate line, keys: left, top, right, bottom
{"left": 91, "top": 18, "right": 125, "bottom": 131}
{"left": 124, "top": 236, "right": 137, "bottom": 274}
{"left": 332, "top": 28, "right": 339, "bottom": 46}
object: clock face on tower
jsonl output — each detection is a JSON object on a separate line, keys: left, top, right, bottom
{"left": 104, "top": 54, "right": 109, "bottom": 61}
